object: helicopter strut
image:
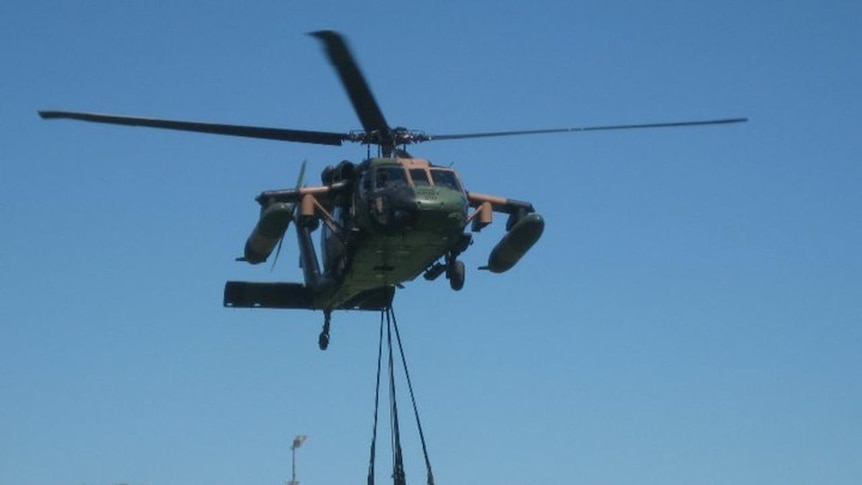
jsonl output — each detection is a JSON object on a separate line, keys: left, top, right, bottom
{"left": 422, "top": 234, "right": 470, "bottom": 290}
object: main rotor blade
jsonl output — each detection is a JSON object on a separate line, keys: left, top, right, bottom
{"left": 38, "top": 110, "right": 348, "bottom": 146}
{"left": 310, "top": 30, "right": 390, "bottom": 137}
{"left": 427, "top": 117, "right": 748, "bottom": 142}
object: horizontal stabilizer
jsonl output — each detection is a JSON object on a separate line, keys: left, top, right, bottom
{"left": 224, "top": 282, "right": 314, "bottom": 309}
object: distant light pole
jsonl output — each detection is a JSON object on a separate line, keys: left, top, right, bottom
{"left": 287, "top": 435, "right": 307, "bottom": 485}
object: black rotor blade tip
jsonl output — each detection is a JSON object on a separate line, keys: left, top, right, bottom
{"left": 309, "top": 30, "right": 341, "bottom": 40}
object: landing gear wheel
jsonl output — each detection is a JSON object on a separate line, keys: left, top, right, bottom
{"left": 318, "top": 331, "right": 330, "bottom": 351}
{"left": 447, "top": 259, "right": 465, "bottom": 291}
{"left": 318, "top": 311, "right": 332, "bottom": 351}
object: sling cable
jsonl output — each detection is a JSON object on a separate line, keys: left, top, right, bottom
{"left": 367, "top": 306, "right": 435, "bottom": 485}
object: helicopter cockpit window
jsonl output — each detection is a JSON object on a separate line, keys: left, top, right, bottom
{"left": 375, "top": 166, "right": 407, "bottom": 188}
{"left": 410, "top": 168, "right": 430, "bottom": 186}
{"left": 431, "top": 169, "right": 462, "bottom": 191}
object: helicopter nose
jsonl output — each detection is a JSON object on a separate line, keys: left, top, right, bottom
{"left": 414, "top": 189, "right": 468, "bottom": 214}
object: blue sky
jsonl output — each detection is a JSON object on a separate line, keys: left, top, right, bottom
{"left": 2, "top": 1, "right": 860, "bottom": 484}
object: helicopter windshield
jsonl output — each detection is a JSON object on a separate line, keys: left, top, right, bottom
{"left": 375, "top": 166, "right": 407, "bottom": 188}
{"left": 410, "top": 168, "right": 430, "bottom": 186}
{"left": 430, "top": 169, "right": 462, "bottom": 191}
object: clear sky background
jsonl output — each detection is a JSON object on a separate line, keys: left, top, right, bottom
{"left": 2, "top": 1, "right": 860, "bottom": 484}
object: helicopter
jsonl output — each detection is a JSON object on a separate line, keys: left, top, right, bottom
{"left": 39, "top": 30, "right": 746, "bottom": 350}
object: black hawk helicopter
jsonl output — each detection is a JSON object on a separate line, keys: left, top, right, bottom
{"left": 40, "top": 31, "right": 746, "bottom": 350}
